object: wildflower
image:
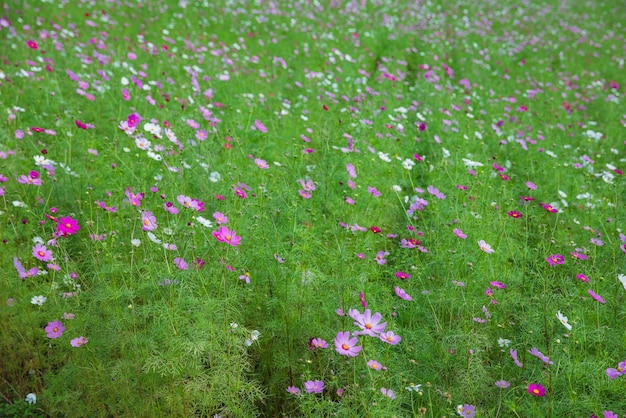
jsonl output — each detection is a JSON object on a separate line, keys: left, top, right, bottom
{"left": 528, "top": 347, "right": 553, "bottom": 365}
{"left": 588, "top": 289, "right": 606, "bottom": 304}
{"left": 359, "top": 291, "right": 367, "bottom": 308}
{"left": 604, "top": 411, "right": 618, "bottom": 418}
{"left": 367, "top": 360, "right": 383, "bottom": 370}
{"left": 368, "top": 186, "right": 381, "bottom": 197}
{"left": 308, "top": 338, "right": 328, "bottom": 350}
{"left": 70, "top": 336, "right": 88, "bottom": 347}
{"left": 453, "top": 228, "right": 467, "bottom": 239}
{"left": 605, "top": 360, "right": 626, "bottom": 379}
{"left": 195, "top": 216, "right": 213, "bottom": 228}
{"left": 239, "top": 272, "right": 251, "bottom": 284}
{"left": 527, "top": 383, "right": 546, "bottom": 397}
{"left": 571, "top": 251, "right": 587, "bottom": 260}
{"left": 380, "top": 388, "right": 396, "bottom": 399}
{"left": 245, "top": 330, "right": 260, "bottom": 346}
{"left": 351, "top": 309, "right": 387, "bottom": 336}
{"left": 457, "top": 404, "right": 476, "bottom": 418}
{"left": 141, "top": 211, "right": 158, "bottom": 231}
{"left": 25, "top": 393, "right": 36, "bottom": 404}
{"left": 62, "top": 313, "right": 75, "bottom": 320}
{"left": 45, "top": 321, "right": 65, "bottom": 339}
{"left": 510, "top": 349, "right": 523, "bottom": 367}
{"left": 539, "top": 202, "right": 558, "bottom": 213}
{"left": 173, "top": 257, "right": 188, "bottom": 270}
{"left": 495, "top": 380, "right": 510, "bottom": 388}
{"left": 380, "top": 331, "right": 402, "bottom": 345}
{"left": 286, "top": 386, "right": 301, "bottom": 395}
{"left": 31, "top": 295, "right": 46, "bottom": 306}
{"left": 375, "top": 250, "right": 389, "bottom": 265}
{"left": 405, "top": 382, "right": 422, "bottom": 392}
{"left": 254, "top": 119, "right": 268, "bottom": 133}
{"left": 507, "top": 210, "right": 523, "bottom": 218}
{"left": 56, "top": 216, "right": 80, "bottom": 236}
{"left": 394, "top": 286, "right": 413, "bottom": 301}
{"left": 576, "top": 274, "right": 589, "bottom": 282}
{"left": 213, "top": 212, "right": 228, "bottom": 225}
{"left": 546, "top": 254, "right": 565, "bottom": 266}
{"left": 32, "top": 243, "right": 53, "bottom": 262}
{"left": 212, "top": 226, "right": 242, "bottom": 246}
{"left": 618, "top": 274, "right": 626, "bottom": 290}
{"left": 556, "top": 311, "right": 572, "bottom": 330}
{"left": 254, "top": 158, "right": 269, "bottom": 169}
{"left": 478, "top": 240, "right": 494, "bottom": 253}
{"left": 304, "top": 380, "right": 324, "bottom": 394}
{"left": 334, "top": 331, "right": 362, "bottom": 357}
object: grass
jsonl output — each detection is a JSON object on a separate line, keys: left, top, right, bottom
{"left": 1, "top": 0, "right": 625, "bottom": 416}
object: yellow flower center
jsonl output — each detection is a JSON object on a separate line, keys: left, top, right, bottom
{"left": 533, "top": 389, "right": 539, "bottom": 394}
{"left": 342, "top": 344, "right": 349, "bottom": 350}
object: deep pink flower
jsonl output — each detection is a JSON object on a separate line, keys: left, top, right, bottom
{"left": 27, "top": 40, "right": 38, "bottom": 49}
{"left": 571, "top": 251, "right": 587, "bottom": 260}
{"left": 588, "top": 289, "right": 606, "bottom": 304}
{"left": 56, "top": 217, "right": 80, "bottom": 236}
{"left": 212, "top": 226, "right": 241, "bottom": 246}
{"left": 45, "top": 321, "right": 65, "bottom": 339}
{"left": 575, "top": 274, "right": 589, "bottom": 282}
{"left": 507, "top": 210, "right": 523, "bottom": 218}
{"left": 395, "top": 271, "right": 410, "bottom": 280}
{"left": 546, "top": 254, "right": 564, "bottom": 266}
{"left": 527, "top": 383, "right": 546, "bottom": 397}
{"left": 334, "top": 331, "right": 362, "bottom": 357}
{"left": 32, "top": 243, "right": 53, "bottom": 262}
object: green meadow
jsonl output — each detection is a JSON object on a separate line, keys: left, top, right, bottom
{"left": 1, "top": 0, "right": 625, "bottom": 416}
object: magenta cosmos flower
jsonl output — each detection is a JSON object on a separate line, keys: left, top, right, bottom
{"left": 350, "top": 309, "right": 387, "bottom": 336}
{"left": 212, "top": 226, "right": 241, "bottom": 246}
{"left": 56, "top": 217, "right": 80, "bottom": 236}
{"left": 546, "top": 254, "right": 565, "bottom": 266}
{"left": 606, "top": 360, "right": 626, "bottom": 380}
{"left": 45, "top": 321, "right": 65, "bottom": 339}
{"left": 32, "top": 243, "right": 53, "bottom": 262}
{"left": 527, "top": 383, "right": 546, "bottom": 397}
{"left": 334, "top": 331, "right": 362, "bottom": 357}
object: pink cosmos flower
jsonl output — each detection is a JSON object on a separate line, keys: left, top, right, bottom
{"left": 368, "top": 186, "right": 381, "bottom": 197}
{"left": 56, "top": 217, "right": 80, "bottom": 236}
{"left": 605, "top": 360, "right": 626, "bottom": 380}
{"left": 375, "top": 251, "right": 389, "bottom": 265}
{"left": 588, "top": 289, "right": 606, "bottom": 304}
{"left": 350, "top": 309, "right": 387, "bottom": 336}
{"left": 45, "top": 321, "right": 65, "bottom": 339}
{"left": 575, "top": 274, "right": 589, "bottom": 282}
{"left": 334, "top": 331, "right": 362, "bottom": 357}
{"left": 528, "top": 347, "right": 553, "bottom": 365}
{"left": 379, "top": 331, "right": 402, "bottom": 345}
{"left": 70, "top": 336, "right": 88, "bottom": 347}
{"left": 394, "top": 286, "right": 413, "bottom": 301}
{"left": 546, "top": 254, "right": 564, "bottom": 266}
{"left": 346, "top": 163, "right": 357, "bottom": 178}
{"left": 173, "top": 257, "right": 188, "bottom": 270}
{"left": 286, "top": 386, "right": 301, "bottom": 395}
{"left": 32, "top": 243, "right": 53, "bottom": 262}
{"left": 367, "top": 360, "right": 383, "bottom": 370}
{"left": 571, "top": 251, "right": 587, "bottom": 260}
{"left": 453, "top": 228, "right": 467, "bottom": 239}
{"left": 213, "top": 211, "right": 228, "bottom": 225}
{"left": 380, "top": 388, "right": 396, "bottom": 399}
{"left": 510, "top": 349, "right": 523, "bottom": 367}
{"left": 527, "top": 383, "right": 546, "bottom": 397}
{"left": 478, "top": 240, "right": 494, "bottom": 253}
{"left": 254, "top": 119, "right": 268, "bottom": 133}
{"left": 212, "top": 226, "right": 242, "bottom": 246}
{"left": 304, "top": 380, "right": 324, "bottom": 394}
{"left": 309, "top": 338, "right": 328, "bottom": 350}
{"left": 141, "top": 211, "right": 158, "bottom": 231}
{"left": 254, "top": 158, "right": 269, "bottom": 169}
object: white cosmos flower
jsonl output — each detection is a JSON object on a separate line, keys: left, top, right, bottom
{"left": 618, "top": 274, "right": 626, "bottom": 290}
{"left": 556, "top": 311, "right": 572, "bottom": 331}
